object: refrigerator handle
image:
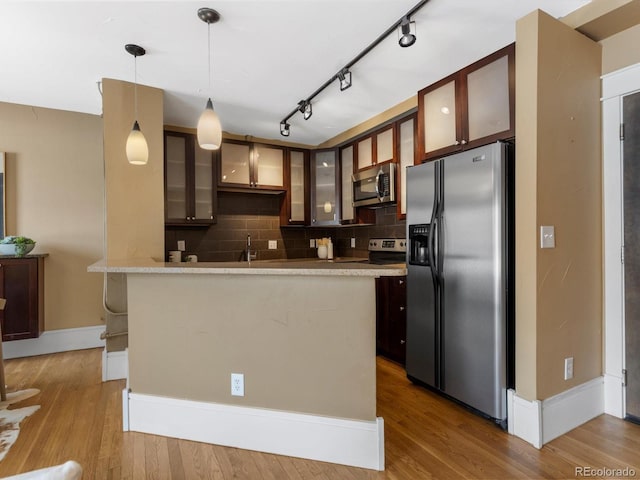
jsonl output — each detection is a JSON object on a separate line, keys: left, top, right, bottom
{"left": 430, "top": 202, "right": 438, "bottom": 278}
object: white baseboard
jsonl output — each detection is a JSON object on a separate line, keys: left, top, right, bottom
{"left": 2, "top": 326, "right": 105, "bottom": 359}
{"left": 541, "top": 377, "right": 604, "bottom": 443}
{"left": 508, "top": 389, "right": 542, "bottom": 448}
{"left": 127, "top": 392, "right": 385, "bottom": 471}
{"left": 604, "top": 373, "right": 625, "bottom": 418}
{"left": 102, "top": 349, "right": 128, "bottom": 382}
{"left": 509, "top": 377, "right": 604, "bottom": 448}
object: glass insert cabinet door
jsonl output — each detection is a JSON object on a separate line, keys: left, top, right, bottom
{"left": 341, "top": 145, "right": 354, "bottom": 222}
{"left": 220, "top": 142, "right": 251, "bottom": 186}
{"left": 193, "top": 144, "right": 214, "bottom": 220}
{"left": 467, "top": 54, "right": 510, "bottom": 142}
{"left": 254, "top": 145, "right": 284, "bottom": 188}
{"left": 165, "top": 135, "right": 188, "bottom": 220}
{"left": 312, "top": 150, "right": 339, "bottom": 225}
{"left": 376, "top": 127, "right": 394, "bottom": 164}
{"left": 422, "top": 79, "right": 458, "bottom": 154}
{"left": 289, "top": 150, "right": 306, "bottom": 223}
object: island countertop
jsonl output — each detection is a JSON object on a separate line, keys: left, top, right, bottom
{"left": 88, "top": 257, "right": 406, "bottom": 277}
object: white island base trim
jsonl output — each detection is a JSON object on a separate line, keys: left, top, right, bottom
{"left": 126, "top": 391, "right": 385, "bottom": 471}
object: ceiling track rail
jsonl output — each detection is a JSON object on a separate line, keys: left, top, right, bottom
{"left": 279, "top": 0, "right": 430, "bottom": 130}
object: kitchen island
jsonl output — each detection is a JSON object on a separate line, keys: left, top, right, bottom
{"left": 89, "top": 258, "right": 406, "bottom": 470}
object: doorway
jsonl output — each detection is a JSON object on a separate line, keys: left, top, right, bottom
{"left": 623, "top": 90, "right": 640, "bottom": 424}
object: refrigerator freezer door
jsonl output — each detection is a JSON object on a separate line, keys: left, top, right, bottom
{"left": 405, "top": 162, "right": 437, "bottom": 387}
{"left": 440, "top": 143, "right": 507, "bottom": 420}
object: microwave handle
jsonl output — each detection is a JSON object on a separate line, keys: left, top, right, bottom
{"left": 375, "top": 169, "right": 383, "bottom": 201}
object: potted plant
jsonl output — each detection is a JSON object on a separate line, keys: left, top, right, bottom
{"left": 0, "top": 236, "right": 36, "bottom": 257}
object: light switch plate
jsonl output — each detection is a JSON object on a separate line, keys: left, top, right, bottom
{"left": 268, "top": 240, "right": 277, "bottom": 250}
{"left": 540, "top": 226, "right": 555, "bottom": 249}
{"left": 351, "top": 237, "right": 356, "bottom": 248}
{"left": 310, "top": 239, "right": 316, "bottom": 248}
{"left": 177, "top": 240, "right": 186, "bottom": 251}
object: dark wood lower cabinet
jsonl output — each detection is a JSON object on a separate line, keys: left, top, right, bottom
{"left": 0, "top": 256, "right": 45, "bottom": 341}
{"left": 375, "top": 275, "right": 406, "bottom": 365}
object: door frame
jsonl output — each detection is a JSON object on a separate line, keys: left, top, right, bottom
{"left": 602, "top": 62, "right": 640, "bottom": 418}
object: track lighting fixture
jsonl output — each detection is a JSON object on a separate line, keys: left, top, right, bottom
{"left": 125, "top": 44, "right": 148, "bottom": 165}
{"left": 398, "top": 16, "right": 417, "bottom": 48}
{"left": 197, "top": 7, "right": 222, "bottom": 151}
{"left": 279, "top": 0, "right": 428, "bottom": 137}
{"left": 337, "top": 68, "right": 352, "bottom": 91}
{"left": 298, "top": 100, "right": 312, "bottom": 120}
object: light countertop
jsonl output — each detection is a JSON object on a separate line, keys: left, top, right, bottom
{"left": 88, "top": 257, "right": 406, "bottom": 277}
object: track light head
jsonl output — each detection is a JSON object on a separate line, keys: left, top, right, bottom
{"left": 280, "top": 121, "right": 290, "bottom": 137}
{"left": 337, "top": 68, "right": 352, "bottom": 91}
{"left": 398, "top": 16, "right": 416, "bottom": 48}
{"left": 298, "top": 100, "right": 312, "bottom": 120}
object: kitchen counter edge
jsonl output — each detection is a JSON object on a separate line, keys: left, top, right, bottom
{"left": 87, "top": 258, "right": 406, "bottom": 277}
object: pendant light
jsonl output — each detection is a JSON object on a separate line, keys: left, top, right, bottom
{"left": 125, "top": 44, "right": 149, "bottom": 165}
{"left": 197, "top": 8, "right": 222, "bottom": 150}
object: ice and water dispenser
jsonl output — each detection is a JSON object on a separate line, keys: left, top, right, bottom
{"left": 409, "top": 224, "right": 430, "bottom": 266}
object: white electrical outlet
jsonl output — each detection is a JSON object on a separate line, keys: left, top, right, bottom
{"left": 177, "top": 240, "right": 186, "bottom": 251}
{"left": 564, "top": 357, "right": 574, "bottom": 380}
{"left": 231, "top": 373, "right": 244, "bottom": 396}
{"left": 351, "top": 237, "right": 356, "bottom": 248}
{"left": 310, "top": 239, "right": 316, "bottom": 248}
{"left": 268, "top": 240, "right": 277, "bottom": 250}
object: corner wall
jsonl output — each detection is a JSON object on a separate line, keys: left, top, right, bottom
{"left": 102, "top": 78, "right": 164, "bottom": 261}
{"left": 515, "top": 10, "right": 602, "bottom": 402}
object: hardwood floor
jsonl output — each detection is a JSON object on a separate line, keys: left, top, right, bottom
{"left": 0, "top": 348, "right": 638, "bottom": 479}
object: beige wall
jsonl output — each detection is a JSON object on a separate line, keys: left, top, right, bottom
{"left": 102, "top": 78, "right": 164, "bottom": 261}
{"left": 601, "top": 24, "right": 640, "bottom": 74}
{"left": 515, "top": 10, "right": 602, "bottom": 401}
{"left": 127, "top": 273, "right": 377, "bottom": 420}
{"left": 0, "top": 102, "right": 104, "bottom": 330}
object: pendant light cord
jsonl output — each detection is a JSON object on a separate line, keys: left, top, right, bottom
{"left": 207, "top": 22, "right": 212, "bottom": 96}
{"left": 134, "top": 54, "right": 139, "bottom": 119}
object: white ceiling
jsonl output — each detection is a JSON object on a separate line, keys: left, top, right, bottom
{"left": 0, "top": 0, "right": 591, "bottom": 146}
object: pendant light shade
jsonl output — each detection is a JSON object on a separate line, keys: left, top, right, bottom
{"left": 126, "top": 120, "right": 149, "bottom": 165}
{"left": 197, "top": 8, "right": 222, "bottom": 151}
{"left": 125, "top": 44, "right": 148, "bottom": 165}
{"left": 197, "top": 98, "right": 222, "bottom": 150}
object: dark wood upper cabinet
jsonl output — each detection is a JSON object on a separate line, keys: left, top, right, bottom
{"left": 164, "top": 130, "right": 217, "bottom": 226}
{"left": 418, "top": 43, "right": 515, "bottom": 162}
{"left": 355, "top": 124, "right": 396, "bottom": 171}
{"left": 219, "top": 139, "right": 285, "bottom": 192}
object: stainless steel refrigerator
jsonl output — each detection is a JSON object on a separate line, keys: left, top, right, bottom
{"left": 405, "top": 141, "right": 514, "bottom": 426}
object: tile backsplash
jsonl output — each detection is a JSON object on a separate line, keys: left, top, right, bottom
{"left": 165, "top": 191, "right": 405, "bottom": 262}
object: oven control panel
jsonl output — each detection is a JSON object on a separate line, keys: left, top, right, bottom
{"left": 368, "top": 238, "right": 407, "bottom": 252}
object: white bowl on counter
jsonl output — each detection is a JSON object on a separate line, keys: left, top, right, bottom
{"left": 0, "top": 243, "right": 35, "bottom": 256}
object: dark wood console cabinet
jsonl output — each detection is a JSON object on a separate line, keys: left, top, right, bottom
{"left": 376, "top": 275, "right": 407, "bottom": 364}
{"left": 0, "top": 256, "right": 45, "bottom": 341}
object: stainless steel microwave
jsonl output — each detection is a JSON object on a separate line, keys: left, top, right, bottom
{"left": 352, "top": 163, "right": 396, "bottom": 207}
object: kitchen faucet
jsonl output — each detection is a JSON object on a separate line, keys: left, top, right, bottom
{"left": 246, "top": 234, "right": 256, "bottom": 263}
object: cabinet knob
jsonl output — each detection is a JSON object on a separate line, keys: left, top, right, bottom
{"left": 461, "top": 139, "right": 467, "bottom": 145}
{"left": 400, "top": 340, "right": 406, "bottom": 345}
{"left": 399, "top": 279, "right": 404, "bottom": 285}
{"left": 289, "top": 218, "right": 292, "bottom": 223}
{"left": 400, "top": 306, "right": 405, "bottom": 311}
{"left": 455, "top": 140, "right": 460, "bottom": 145}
